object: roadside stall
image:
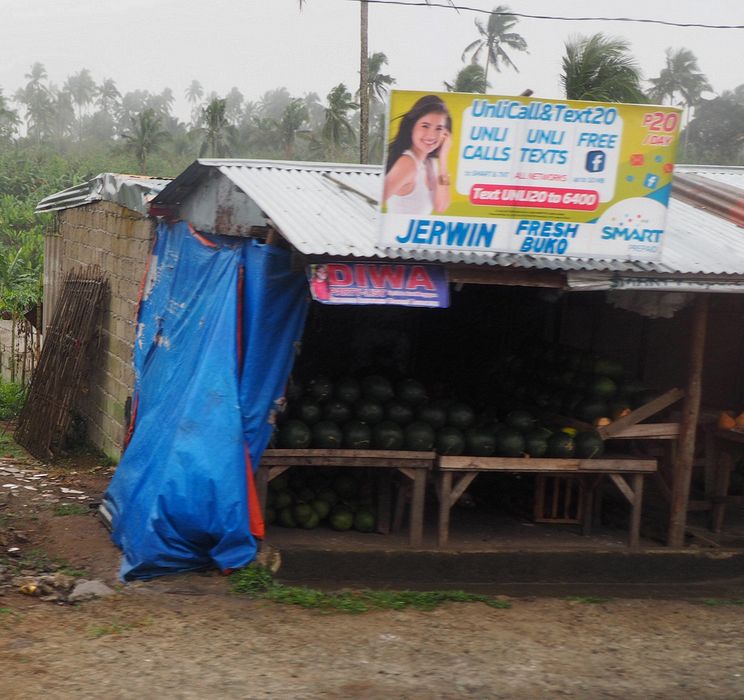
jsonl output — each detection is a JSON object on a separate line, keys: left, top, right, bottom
{"left": 137, "top": 146, "right": 744, "bottom": 578}
{"left": 56, "top": 93, "right": 744, "bottom": 579}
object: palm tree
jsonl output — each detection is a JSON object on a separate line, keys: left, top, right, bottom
{"left": 303, "top": 92, "right": 325, "bottom": 131}
{"left": 323, "top": 84, "right": 358, "bottom": 159}
{"left": 48, "top": 85, "right": 76, "bottom": 142}
{"left": 445, "top": 64, "right": 489, "bottom": 93}
{"left": 356, "top": 52, "right": 395, "bottom": 159}
{"left": 561, "top": 34, "right": 646, "bottom": 103}
{"left": 368, "top": 112, "right": 387, "bottom": 163}
{"left": 257, "top": 87, "right": 292, "bottom": 121}
{"left": 224, "top": 87, "right": 244, "bottom": 123}
{"left": 359, "top": 52, "right": 395, "bottom": 107}
{"left": 198, "top": 98, "right": 235, "bottom": 158}
{"left": 648, "top": 48, "right": 711, "bottom": 108}
{"left": 243, "top": 115, "right": 281, "bottom": 155}
{"left": 96, "top": 78, "right": 121, "bottom": 115}
{"left": 648, "top": 48, "right": 711, "bottom": 157}
{"left": 300, "top": 0, "right": 369, "bottom": 162}
{"left": 15, "top": 63, "right": 53, "bottom": 143}
{"left": 64, "top": 68, "right": 97, "bottom": 138}
{"left": 300, "top": 0, "right": 454, "bottom": 162}
{"left": 116, "top": 89, "right": 149, "bottom": 134}
{"left": 462, "top": 5, "right": 528, "bottom": 87}
{"left": 0, "top": 89, "right": 20, "bottom": 142}
{"left": 185, "top": 79, "right": 204, "bottom": 125}
{"left": 278, "top": 99, "right": 309, "bottom": 159}
{"left": 122, "top": 108, "right": 170, "bottom": 173}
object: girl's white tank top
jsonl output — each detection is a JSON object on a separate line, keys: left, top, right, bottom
{"left": 386, "top": 150, "right": 435, "bottom": 215}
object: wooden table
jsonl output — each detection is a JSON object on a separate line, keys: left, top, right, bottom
{"left": 258, "top": 449, "right": 435, "bottom": 546}
{"left": 706, "top": 429, "right": 744, "bottom": 532}
{"left": 436, "top": 456, "right": 657, "bottom": 548}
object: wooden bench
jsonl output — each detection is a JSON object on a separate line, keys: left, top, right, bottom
{"left": 436, "top": 455, "right": 657, "bottom": 548}
{"left": 258, "top": 449, "right": 435, "bottom": 546}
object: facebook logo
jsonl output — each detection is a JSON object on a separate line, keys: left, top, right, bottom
{"left": 644, "top": 173, "right": 660, "bottom": 189}
{"left": 585, "top": 150, "right": 606, "bottom": 172}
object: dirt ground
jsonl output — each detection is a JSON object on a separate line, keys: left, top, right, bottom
{"left": 2, "top": 440, "right": 744, "bottom": 699}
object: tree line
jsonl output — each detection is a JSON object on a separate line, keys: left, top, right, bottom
{"left": 1, "top": 4, "right": 743, "bottom": 332}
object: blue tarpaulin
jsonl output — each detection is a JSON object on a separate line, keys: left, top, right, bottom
{"left": 103, "top": 221, "right": 308, "bottom": 580}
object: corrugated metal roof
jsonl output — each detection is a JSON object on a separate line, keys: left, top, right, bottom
{"left": 35, "top": 173, "right": 170, "bottom": 215}
{"left": 151, "top": 158, "right": 744, "bottom": 277}
{"left": 676, "top": 164, "right": 744, "bottom": 190}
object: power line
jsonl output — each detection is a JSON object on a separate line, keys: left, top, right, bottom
{"left": 348, "top": 0, "right": 744, "bottom": 30}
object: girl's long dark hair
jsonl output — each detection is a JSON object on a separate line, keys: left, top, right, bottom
{"left": 385, "top": 95, "right": 452, "bottom": 174}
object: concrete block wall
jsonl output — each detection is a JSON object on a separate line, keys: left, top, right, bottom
{"left": 51, "top": 201, "right": 154, "bottom": 459}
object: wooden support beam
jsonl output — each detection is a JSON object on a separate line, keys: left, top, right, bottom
{"left": 607, "top": 423, "right": 680, "bottom": 440}
{"left": 598, "top": 388, "right": 684, "bottom": 439}
{"left": 668, "top": 295, "right": 709, "bottom": 547}
{"left": 609, "top": 474, "right": 635, "bottom": 504}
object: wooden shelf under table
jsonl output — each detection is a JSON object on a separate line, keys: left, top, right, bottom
{"left": 258, "top": 449, "right": 436, "bottom": 546}
{"left": 435, "top": 455, "right": 657, "bottom": 548}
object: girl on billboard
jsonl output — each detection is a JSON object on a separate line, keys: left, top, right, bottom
{"left": 383, "top": 95, "right": 453, "bottom": 215}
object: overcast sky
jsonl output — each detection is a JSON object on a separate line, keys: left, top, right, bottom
{"left": 3, "top": 0, "right": 743, "bottom": 120}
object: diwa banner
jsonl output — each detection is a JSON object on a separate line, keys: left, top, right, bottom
{"left": 307, "top": 262, "right": 449, "bottom": 308}
{"left": 379, "top": 90, "right": 681, "bottom": 261}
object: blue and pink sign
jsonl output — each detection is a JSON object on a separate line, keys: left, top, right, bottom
{"left": 307, "top": 262, "right": 449, "bottom": 308}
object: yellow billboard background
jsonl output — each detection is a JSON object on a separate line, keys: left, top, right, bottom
{"left": 379, "top": 90, "right": 681, "bottom": 261}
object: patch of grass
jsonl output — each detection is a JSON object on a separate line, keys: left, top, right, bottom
{"left": 89, "top": 622, "right": 134, "bottom": 638}
{"left": 13, "top": 548, "right": 87, "bottom": 577}
{"left": 52, "top": 503, "right": 88, "bottom": 517}
{"left": 0, "top": 607, "right": 20, "bottom": 625}
{"left": 89, "top": 617, "right": 150, "bottom": 638}
{"left": 229, "top": 565, "right": 512, "bottom": 614}
{"left": 0, "top": 381, "right": 25, "bottom": 420}
{"left": 701, "top": 598, "right": 744, "bottom": 607}
{"left": 565, "top": 595, "right": 614, "bottom": 605}
{"left": 0, "top": 431, "right": 29, "bottom": 460}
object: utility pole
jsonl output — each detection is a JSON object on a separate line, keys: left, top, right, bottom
{"left": 359, "top": 0, "right": 369, "bottom": 164}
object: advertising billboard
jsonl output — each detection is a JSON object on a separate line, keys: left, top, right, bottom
{"left": 379, "top": 90, "right": 681, "bottom": 261}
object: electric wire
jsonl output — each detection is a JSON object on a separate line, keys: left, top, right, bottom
{"left": 347, "top": 0, "right": 744, "bottom": 30}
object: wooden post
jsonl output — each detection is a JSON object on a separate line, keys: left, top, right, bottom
{"left": 668, "top": 295, "right": 709, "bottom": 547}
{"left": 409, "top": 468, "right": 427, "bottom": 547}
{"left": 629, "top": 473, "right": 644, "bottom": 548}
{"left": 438, "top": 471, "right": 453, "bottom": 548}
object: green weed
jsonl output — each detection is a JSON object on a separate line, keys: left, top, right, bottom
{"left": 52, "top": 503, "right": 88, "bottom": 517}
{"left": 0, "top": 607, "right": 20, "bottom": 625}
{"left": 230, "top": 565, "right": 512, "bottom": 614}
{"left": 89, "top": 622, "right": 134, "bottom": 638}
{"left": 14, "top": 548, "right": 87, "bottom": 577}
{"left": 89, "top": 617, "right": 150, "bottom": 638}
{"left": 565, "top": 595, "right": 614, "bottom": 605}
{"left": 701, "top": 598, "right": 744, "bottom": 607}
{"left": 0, "top": 431, "right": 29, "bottom": 460}
{"left": 0, "top": 381, "right": 25, "bottom": 420}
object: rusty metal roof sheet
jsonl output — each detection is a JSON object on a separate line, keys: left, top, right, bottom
{"left": 149, "top": 158, "right": 744, "bottom": 277}
{"left": 35, "top": 173, "right": 170, "bottom": 215}
{"left": 676, "top": 164, "right": 744, "bottom": 190}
